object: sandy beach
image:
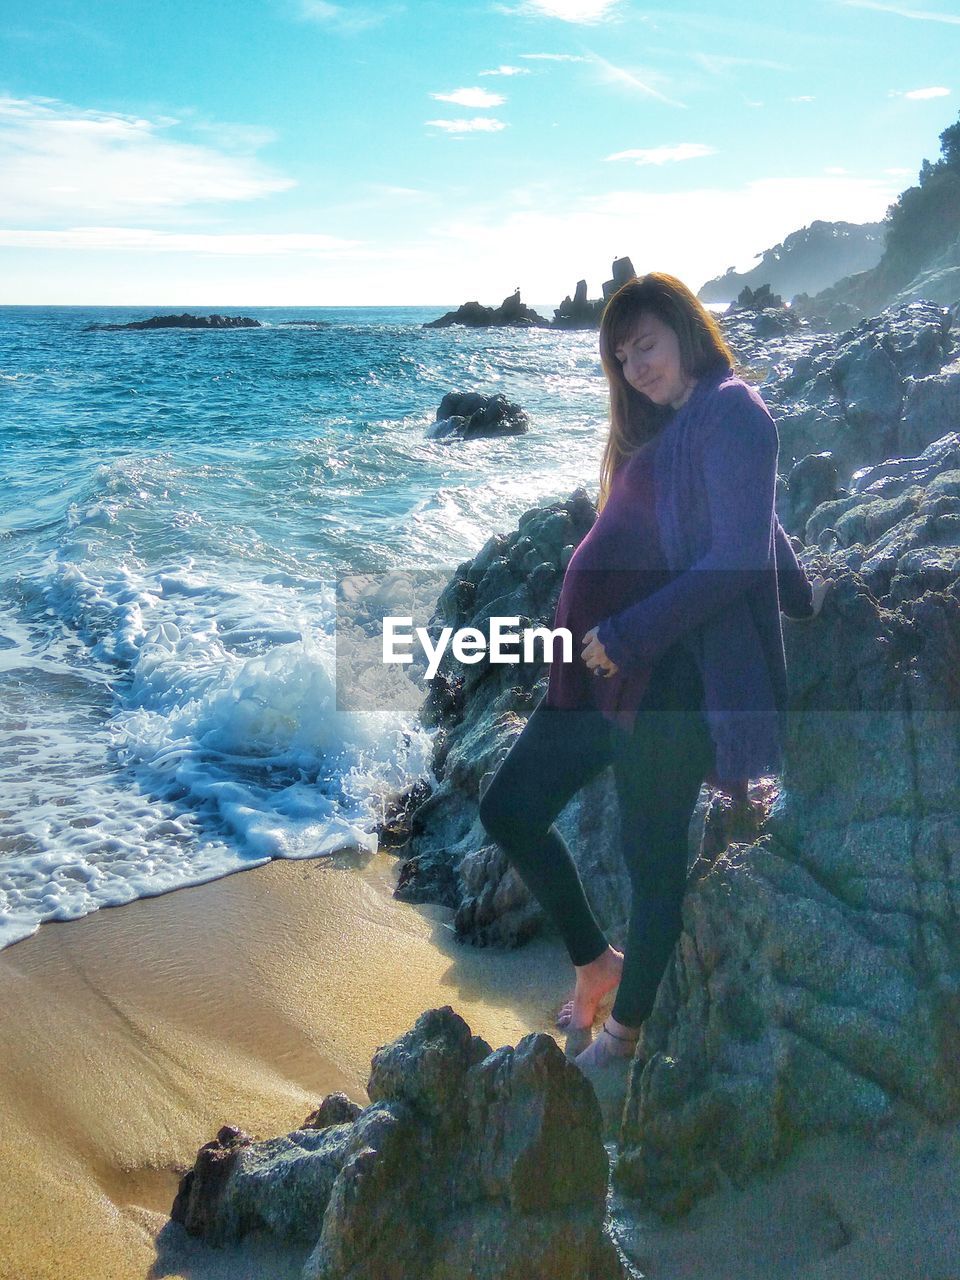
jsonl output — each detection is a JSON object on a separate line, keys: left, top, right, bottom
{"left": 2, "top": 843, "right": 960, "bottom": 1280}
{"left": 0, "top": 846, "right": 575, "bottom": 1279}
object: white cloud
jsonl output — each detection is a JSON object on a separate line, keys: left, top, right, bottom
{"left": 425, "top": 117, "right": 508, "bottom": 134}
{"left": 519, "top": 52, "right": 588, "bottom": 60}
{"left": 590, "top": 54, "right": 686, "bottom": 107}
{"left": 430, "top": 87, "right": 506, "bottom": 108}
{"left": 414, "top": 173, "right": 903, "bottom": 305}
{"left": 824, "top": 165, "right": 849, "bottom": 174}
{"left": 511, "top": 0, "right": 619, "bottom": 21}
{"left": 2, "top": 173, "right": 904, "bottom": 305}
{"left": 604, "top": 142, "right": 716, "bottom": 165}
{"left": 790, "top": 95, "right": 816, "bottom": 102}
{"left": 295, "top": 0, "right": 385, "bottom": 32}
{"left": 904, "top": 86, "right": 951, "bottom": 99}
{"left": 839, "top": 0, "right": 960, "bottom": 22}
{"left": 884, "top": 166, "right": 913, "bottom": 174}
{"left": 0, "top": 227, "right": 360, "bottom": 254}
{"left": 0, "top": 95, "right": 293, "bottom": 223}
{"left": 479, "top": 65, "right": 532, "bottom": 76}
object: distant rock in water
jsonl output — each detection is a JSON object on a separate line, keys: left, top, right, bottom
{"left": 424, "top": 289, "right": 549, "bottom": 329}
{"left": 84, "top": 312, "right": 262, "bottom": 332}
{"left": 698, "top": 220, "right": 885, "bottom": 307}
{"left": 553, "top": 257, "right": 637, "bottom": 329}
{"left": 427, "top": 391, "right": 530, "bottom": 440}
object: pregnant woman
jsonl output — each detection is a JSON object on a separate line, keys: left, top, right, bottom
{"left": 478, "top": 271, "right": 828, "bottom": 1077}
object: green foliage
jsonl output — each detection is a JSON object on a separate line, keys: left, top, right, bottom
{"left": 880, "top": 111, "right": 960, "bottom": 286}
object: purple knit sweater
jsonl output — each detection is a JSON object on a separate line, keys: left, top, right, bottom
{"left": 561, "top": 366, "right": 813, "bottom": 784}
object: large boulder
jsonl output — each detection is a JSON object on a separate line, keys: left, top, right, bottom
{"left": 171, "top": 1007, "right": 636, "bottom": 1279}
{"left": 428, "top": 392, "right": 530, "bottom": 440}
{"left": 614, "top": 435, "right": 960, "bottom": 1215}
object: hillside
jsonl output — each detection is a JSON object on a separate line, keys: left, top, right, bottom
{"left": 698, "top": 219, "right": 885, "bottom": 305}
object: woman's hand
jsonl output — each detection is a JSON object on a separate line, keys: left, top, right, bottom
{"left": 581, "top": 626, "right": 619, "bottom": 679}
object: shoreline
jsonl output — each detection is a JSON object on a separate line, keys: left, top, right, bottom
{"left": 0, "top": 848, "right": 572, "bottom": 1279}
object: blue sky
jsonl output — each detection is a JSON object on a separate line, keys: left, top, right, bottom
{"left": 1, "top": 0, "right": 957, "bottom": 305}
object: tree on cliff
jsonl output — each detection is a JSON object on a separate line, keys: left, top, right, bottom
{"left": 881, "top": 112, "right": 960, "bottom": 288}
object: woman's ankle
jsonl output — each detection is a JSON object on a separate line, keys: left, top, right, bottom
{"left": 604, "top": 1015, "right": 640, "bottom": 1040}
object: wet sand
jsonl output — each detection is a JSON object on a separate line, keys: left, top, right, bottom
{"left": 0, "top": 847, "right": 573, "bottom": 1280}
{"left": 2, "top": 846, "right": 959, "bottom": 1280}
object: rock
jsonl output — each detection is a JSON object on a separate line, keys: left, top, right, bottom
{"left": 613, "top": 438, "right": 960, "bottom": 1216}
{"left": 554, "top": 279, "right": 606, "bottom": 330}
{"left": 388, "top": 296, "right": 960, "bottom": 1226}
{"left": 83, "top": 312, "right": 261, "bottom": 332}
{"left": 424, "top": 291, "right": 550, "bottom": 330}
{"left": 760, "top": 300, "right": 957, "bottom": 513}
{"left": 602, "top": 257, "right": 637, "bottom": 300}
{"left": 301, "top": 1094, "right": 364, "bottom": 1130}
{"left": 171, "top": 1007, "right": 636, "bottom": 1279}
{"left": 428, "top": 392, "right": 530, "bottom": 440}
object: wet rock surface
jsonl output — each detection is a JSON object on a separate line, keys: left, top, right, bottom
{"left": 427, "top": 391, "right": 530, "bottom": 440}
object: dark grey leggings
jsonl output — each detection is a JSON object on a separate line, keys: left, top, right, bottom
{"left": 478, "top": 643, "right": 715, "bottom": 1028}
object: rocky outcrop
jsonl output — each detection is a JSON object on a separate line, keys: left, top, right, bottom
{"left": 615, "top": 439, "right": 960, "bottom": 1213}
{"left": 553, "top": 279, "right": 605, "bottom": 330}
{"left": 424, "top": 290, "right": 549, "bottom": 330}
{"left": 392, "top": 489, "right": 616, "bottom": 942}
{"left": 427, "top": 392, "right": 530, "bottom": 440}
{"left": 171, "top": 1006, "right": 637, "bottom": 1279}
{"left": 698, "top": 220, "right": 885, "bottom": 307}
{"left": 387, "top": 297, "right": 960, "bottom": 1224}
{"left": 761, "top": 301, "right": 957, "bottom": 533}
{"left": 83, "top": 312, "right": 261, "bottom": 332}
{"left": 552, "top": 258, "right": 638, "bottom": 329}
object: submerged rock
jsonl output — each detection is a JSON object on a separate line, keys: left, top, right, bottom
{"left": 84, "top": 312, "right": 262, "bottom": 332}
{"left": 171, "top": 1007, "right": 636, "bottom": 1279}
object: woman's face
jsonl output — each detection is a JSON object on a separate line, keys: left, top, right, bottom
{"left": 612, "top": 312, "right": 695, "bottom": 411}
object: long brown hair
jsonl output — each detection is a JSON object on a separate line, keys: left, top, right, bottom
{"left": 597, "top": 272, "right": 735, "bottom": 511}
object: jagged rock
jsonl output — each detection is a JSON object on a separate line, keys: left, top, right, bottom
{"left": 760, "top": 300, "right": 957, "bottom": 517}
{"left": 614, "top": 443, "right": 960, "bottom": 1216}
{"left": 393, "top": 488, "right": 609, "bottom": 931}
{"left": 83, "top": 312, "right": 261, "bottom": 332}
{"left": 554, "top": 279, "right": 605, "bottom": 330}
{"left": 302, "top": 1094, "right": 364, "bottom": 1130}
{"left": 424, "top": 291, "right": 549, "bottom": 330}
{"left": 171, "top": 1007, "right": 636, "bottom": 1279}
{"left": 428, "top": 392, "right": 530, "bottom": 440}
{"left": 602, "top": 257, "right": 637, "bottom": 300}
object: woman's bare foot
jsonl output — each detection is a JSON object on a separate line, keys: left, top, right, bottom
{"left": 573, "top": 1016, "right": 640, "bottom": 1069}
{"left": 555, "top": 946, "right": 624, "bottom": 1031}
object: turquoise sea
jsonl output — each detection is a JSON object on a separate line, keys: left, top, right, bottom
{"left": 0, "top": 305, "right": 610, "bottom": 947}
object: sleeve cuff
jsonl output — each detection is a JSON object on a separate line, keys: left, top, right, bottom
{"left": 596, "top": 616, "right": 634, "bottom": 670}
